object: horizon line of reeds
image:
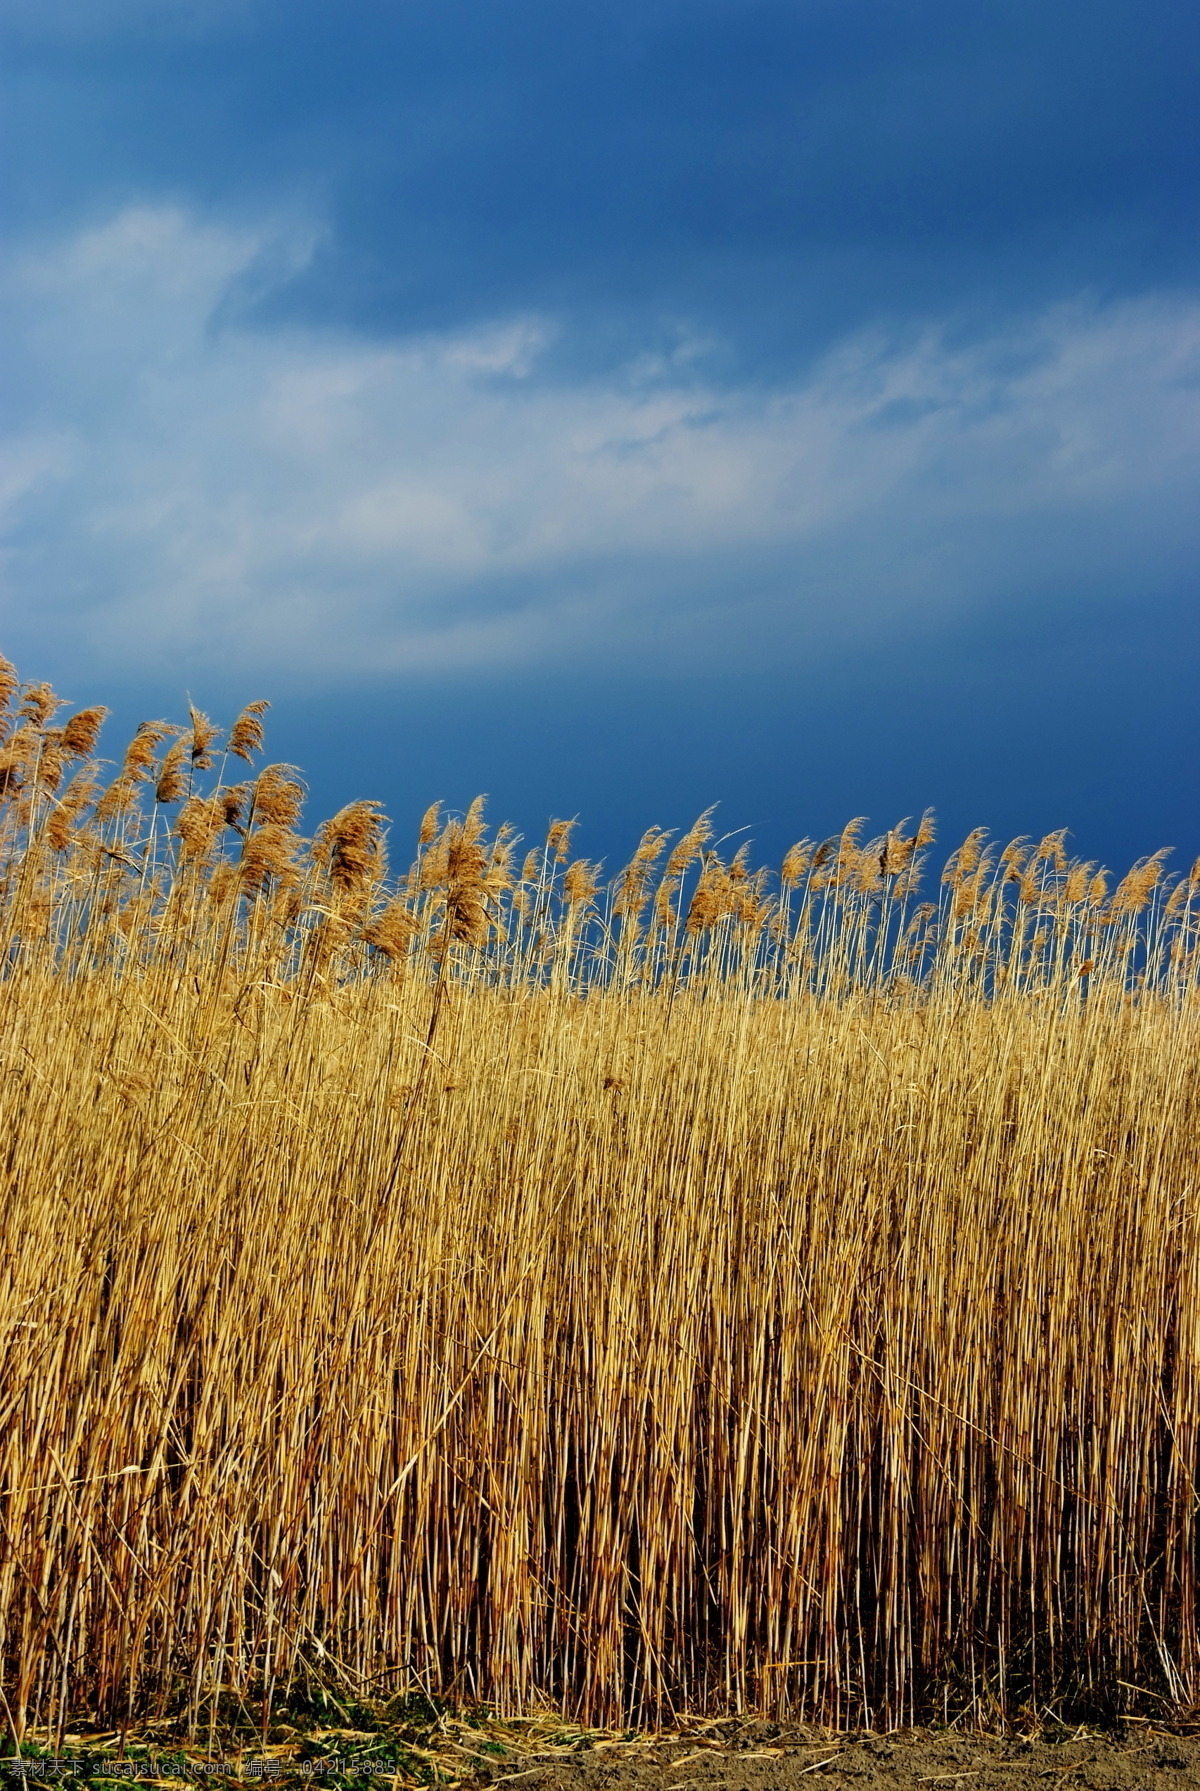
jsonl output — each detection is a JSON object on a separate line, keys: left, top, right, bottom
{"left": 1, "top": 654, "right": 1197, "bottom": 1000}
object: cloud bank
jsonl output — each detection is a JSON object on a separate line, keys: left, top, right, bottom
{"left": 3, "top": 206, "right": 1199, "bottom": 683}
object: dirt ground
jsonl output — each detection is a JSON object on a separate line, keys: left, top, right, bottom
{"left": 479, "top": 1723, "right": 1200, "bottom": 1790}
{"left": 20, "top": 1707, "right": 1200, "bottom": 1790}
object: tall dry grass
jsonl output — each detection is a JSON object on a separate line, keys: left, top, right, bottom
{"left": 1, "top": 654, "right": 1199, "bottom": 1740}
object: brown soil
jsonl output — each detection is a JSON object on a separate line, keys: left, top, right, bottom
{"left": 479, "top": 1724, "right": 1200, "bottom": 1791}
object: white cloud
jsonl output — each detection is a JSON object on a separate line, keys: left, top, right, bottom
{"left": 2, "top": 205, "right": 1199, "bottom": 682}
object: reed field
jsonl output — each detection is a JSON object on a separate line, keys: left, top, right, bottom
{"left": 1, "top": 652, "right": 1199, "bottom": 1745}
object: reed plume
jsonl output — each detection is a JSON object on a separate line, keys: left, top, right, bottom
{"left": 780, "top": 839, "right": 813, "bottom": 886}
{"left": 227, "top": 698, "right": 270, "bottom": 762}
{"left": 315, "top": 799, "right": 387, "bottom": 898}
{"left": 187, "top": 704, "right": 221, "bottom": 770}
{"left": 154, "top": 737, "right": 190, "bottom": 804}
{"left": 364, "top": 894, "right": 418, "bottom": 962}
{"left": 176, "top": 792, "right": 227, "bottom": 863}
{"left": 43, "top": 767, "right": 99, "bottom": 852}
{"left": 248, "top": 763, "right": 305, "bottom": 828}
{"left": 545, "top": 817, "right": 576, "bottom": 863}
{"left": 0, "top": 654, "right": 19, "bottom": 739}
{"left": 60, "top": 705, "right": 108, "bottom": 759}
{"left": 436, "top": 796, "right": 499, "bottom": 949}
{"left": 95, "top": 720, "right": 176, "bottom": 821}
{"left": 16, "top": 680, "right": 63, "bottom": 728}
{"left": 238, "top": 821, "right": 300, "bottom": 893}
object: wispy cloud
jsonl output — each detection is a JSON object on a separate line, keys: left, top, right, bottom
{"left": 3, "top": 206, "right": 1198, "bottom": 683}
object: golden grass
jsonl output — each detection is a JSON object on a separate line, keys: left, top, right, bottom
{"left": 1, "top": 655, "right": 1199, "bottom": 1740}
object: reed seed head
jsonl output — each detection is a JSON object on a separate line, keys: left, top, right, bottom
{"left": 546, "top": 818, "right": 577, "bottom": 863}
{"left": 239, "top": 822, "right": 300, "bottom": 893}
{"left": 943, "top": 826, "right": 990, "bottom": 889}
{"left": 219, "top": 785, "right": 250, "bottom": 830}
{"left": 614, "top": 826, "right": 670, "bottom": 921}
{"left": 123, "top": 720, "right": 177, "bottom": 783}
{"left": 315, "top": 800, "right": 387, "bottom": 897}
{"left": 45, "top": 768, "right": 99, "bottom": 851}
{"left": 780, "top": 839, "right": 814, "bottom": 887}
{"left": 17, "top": 681, "right": 63, "bottom": 729}
{"left": 176, "top": 794, "right": 226, "bottom": 862}
{"left": 226, "top": 700, "right": 270, "bottom": 763}
{"left": 0, "top": 654, "right": 19, "bottom": 741}
{"left": 60, "top": 707, "right": 108, "bottom": 759}
{"left": 1109, "top": 849, "right": 1171, "bottom": 917}
{"left": 563, "top": 858, "right": 601, "bottom": 907}
{"left": 666, "top": 809, "right": 715, "bottom": 879}
{"left": 364, "top": 897, "right": 418, "bottom": 962}
{"left": 186, "top": 705, "right": 221, "bottom": 769}
{"left": 249, "top": 764, "right": 305, "bottom": 829}
{"left": 685, "top": 872, "right": 726, "bottom": 934}
{"left": 155, "top": 738, "right": 190, "bottom": 805}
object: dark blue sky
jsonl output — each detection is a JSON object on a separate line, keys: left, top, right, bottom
{"left": 2, "top": 0, "right": 1197, "bottom": 877}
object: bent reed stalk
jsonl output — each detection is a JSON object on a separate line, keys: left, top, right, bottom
{"left": 1, "top": 655, "right": 1199, "bottom": 1740}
